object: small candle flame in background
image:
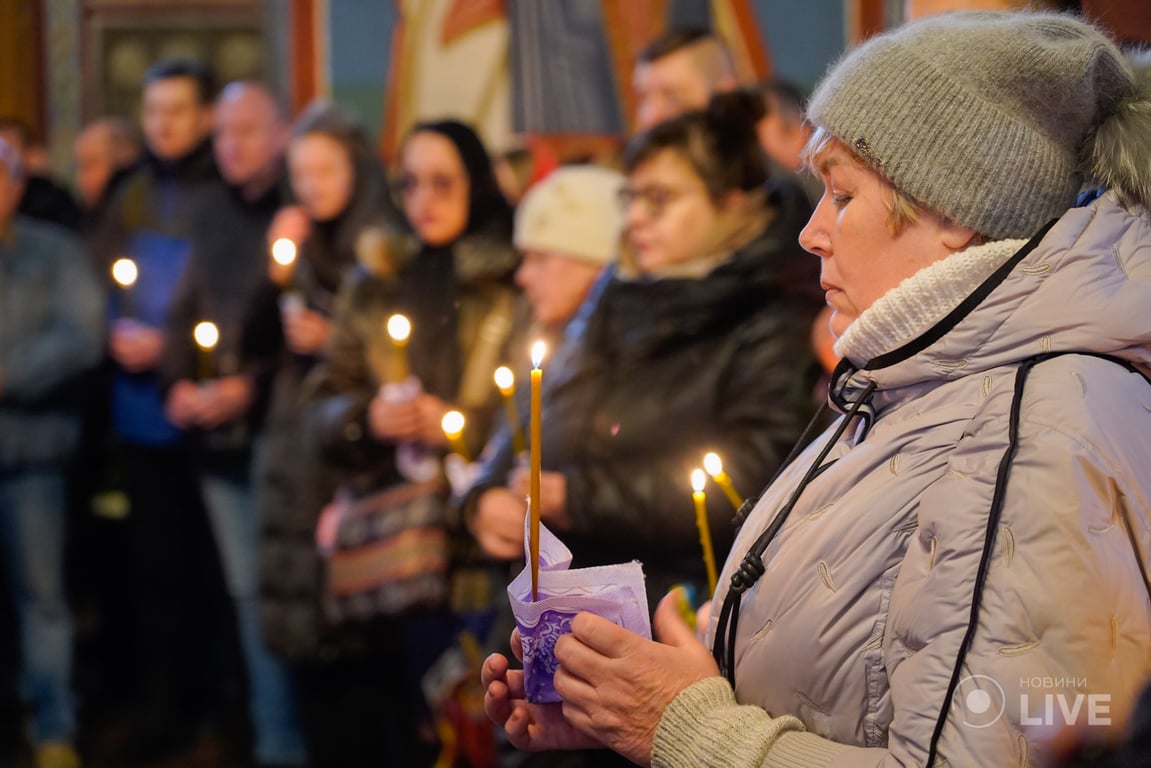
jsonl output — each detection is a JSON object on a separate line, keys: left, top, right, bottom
{"left": 494, "top": 366, "right": 525, "bottom": 454}
{"left": 194, "top": 321, "right": 220, "bottom": 350}
{"left": 387, "top": 313, "right": 412, "bottom": 344}
{"left": 111, "top": 258, "right": 138, "bottom": 288}
{"left": 441, "top": 409, "right": 465, "bottom": 439}
{"left": 194, "top": 321, "right": 220, "bottom": 382}
{"left": 703, "top": 451, "right": 744, "bottom": 511}
{"left": 441, "top": 410, "right": 471, "bottom": 461}
{"left": 494, "top": 366, "right": 515, "bottom": 394}
{"left": 271, "top": 238, "right": 297, "bottom": 266}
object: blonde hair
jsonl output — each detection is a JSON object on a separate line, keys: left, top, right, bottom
{"left": 802, "top": 126, "right": 920, "bottom": 237}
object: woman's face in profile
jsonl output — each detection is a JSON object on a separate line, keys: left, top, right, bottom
{"left": 400, "top": 131, "right": 470, "bottom": 247}
{"left": 622, "top": 148, "right": 719, "bottom": 273}
{"left": 800, "top": 139, "right": 968, "bottom": 339}
{"left": 288, "top": 132, "right": 355, "bottom": 222}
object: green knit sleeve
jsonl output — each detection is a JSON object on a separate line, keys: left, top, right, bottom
{"left": 651, "top": 677, "right": 856, "bottom": 768}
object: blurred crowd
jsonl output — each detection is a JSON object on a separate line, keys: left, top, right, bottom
{"left": 0, "top": 29, "right": 830, "bottom": 768}
{"left": 3, "top": 19, "right": 1148, "bottom": 768}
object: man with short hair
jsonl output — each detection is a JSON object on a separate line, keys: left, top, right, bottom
{"left": 632, "top": 27, "right": 739, "bottom": 131}
{"left": 0, "top": 136, "right": 103, "bottom": 768}
{"left": 92, "top": 57, "right": 222, "bottom": 760}
{"left": 162, "top": 81, "right": 306, "bottom": 768}
{"left": 753, "top": 78, "right": 822, "bottom": 205}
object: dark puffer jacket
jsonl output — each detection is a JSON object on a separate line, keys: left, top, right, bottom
{"left": 468, "top": 192, "right": 824, "bottom": 607}
{"left": 257, "top": 156, "right": 401, "bottom": 661}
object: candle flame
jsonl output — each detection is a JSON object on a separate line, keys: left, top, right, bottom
{"left": 441, "top": 410, "right": 466, "bottom": 439}
{"left": 387, "top": 314, "right": 411, "bottom": 343}
{"left": 111, "top": 258, "right": 138, "bottom": 288}
{"left": 193, "top": 321, "right": 219, "bottom": 350}
{"left": 530, "top": 341, "right": 547, "bottom": 369}
{"left": 271, "top": 238, "right": 297, "bottom": 266}
{"left": 703, "top": 452, "right": 723, "bottom": 477}
{"left": 692, "top": 468, "right": 707, "bottom": 493}
{"left": 494, "top": 366, "right": 515, "bottom": 393}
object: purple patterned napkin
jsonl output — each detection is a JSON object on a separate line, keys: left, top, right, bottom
{"left": 508, "top": 517, "right": 650, "bottom": 703}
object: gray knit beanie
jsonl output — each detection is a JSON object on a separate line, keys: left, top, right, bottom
{"left": 806, "top": 11, "right": 1150, "bottom": 240}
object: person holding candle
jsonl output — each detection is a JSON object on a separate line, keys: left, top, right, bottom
{"left": 0, "top": 136, "right": 104, "bottom": 768}
{"left": 251, "top": 100, "right": 406, "bottom": 765}
{"left": 467, "top": 91, "right": 822, "bottom": 612}
{"left": 85, "top": 58, "right": 228, "bottom": 760}
{"left": 283, "top": 117, "right": 517, "bottom": 765}
{"left": 483, "top": 12, "right": 1151, "bottom": 767}
{"left": 159, "top": 81, "right": 307, "bottom": 768}
{"left": 462, "top": 165, "right": 626, "bottom": 560}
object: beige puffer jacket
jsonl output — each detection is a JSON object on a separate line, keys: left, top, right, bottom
{"left": 654, "top": 192, "right": 1151, "bottom": 767}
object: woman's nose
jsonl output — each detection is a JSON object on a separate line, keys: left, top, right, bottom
{"left": 799, "top": 196, "right": 830, "bottom": 257}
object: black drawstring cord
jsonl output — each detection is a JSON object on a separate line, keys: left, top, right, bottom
{"left": 733, "top": 399, "right": 832, "bottom": 530}
{"left": 925, "top": 351, "right": 1151, "bottom": 765}
{"left": 713, "top": 376, "right": 878, "bottom": 687}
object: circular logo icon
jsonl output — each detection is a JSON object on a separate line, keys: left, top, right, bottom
{"left": 955, "top": 674, "right": 1007, "bottom": 728}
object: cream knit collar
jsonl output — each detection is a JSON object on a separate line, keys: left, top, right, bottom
{"left": 835, "top": 238, "right": 1028, "bottom": 364}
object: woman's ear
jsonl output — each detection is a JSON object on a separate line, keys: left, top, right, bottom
{"left": 940, "top": 220, "right": 981, "bottom": 252}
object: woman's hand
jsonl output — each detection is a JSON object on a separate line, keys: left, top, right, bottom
{"left": 552, "top": 590, "right": 723, "bottom": 765}
{"left": 413, "top": 393, "right": 454, "bottom": 447}
{"left": 482, "top": 631, "right": 603, "bottom": 754}
{"left": 510, "top": 468, "right": 569, "bottom": 529}
{"left": 473, "top": 488, "right": 527, "bottom": 560}
{"left": 282, "top": 308, "right": 330, "bottom": 356}
{"left": 368, "top": 393, "right": 423, "bottom": 442}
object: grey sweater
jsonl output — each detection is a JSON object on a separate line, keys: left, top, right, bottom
{"left": 0, "top": 216, "right": 104, "bottom": 467}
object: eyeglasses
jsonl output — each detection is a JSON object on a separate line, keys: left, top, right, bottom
{"left": 617, "top": 184, "right": 691, "bottom": 219}
{"left": 395, "top": 172, "right": 463, "bottom": 199}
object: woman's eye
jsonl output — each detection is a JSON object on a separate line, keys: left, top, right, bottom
{"left": 831, "top": 193, "right": 852, "bottom": 208}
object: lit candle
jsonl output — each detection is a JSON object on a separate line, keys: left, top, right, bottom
{"left": 704, "top": 452, "right": 744, "bottom": 511}
{"left": 271, "top": 238, "right": 298, "bottom": 289}
{"left": 692, "top": 468, "right": 718, "bottom": 595}
{"left": 494, "top": 366, "right": 526, "bottom": 455}
{"left": 529, "top": 341, "right": 546, "bottom": 601}
{"left": 193, "top": 321, "right": 220, "bottom": 382}
{"left": 111, "top": 257, "right": 138, "bottom": 319}
{"left": 385, "top": 313, "right": 412, "bottom": 383}
{"left": 441, "top": 410, "right": 471, "bottom": 461}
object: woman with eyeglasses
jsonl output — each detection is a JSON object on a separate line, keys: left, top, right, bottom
{"left": 466, "top": 90, "right": 823, "bottom": 621}
{"left": 298, "top": 118, "right": 519, "bottom": 765}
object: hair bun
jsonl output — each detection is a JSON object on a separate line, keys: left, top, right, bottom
{"left": 705, "top": 90, "right": 765, "bottom": 148}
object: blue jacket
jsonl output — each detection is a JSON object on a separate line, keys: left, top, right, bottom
{"left": 0, "top": 217, "right": 104, "bottom": 467}
{"left": 94, "top": 141, "right": 220, "bottom": 445}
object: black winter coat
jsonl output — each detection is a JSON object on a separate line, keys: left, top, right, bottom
{"left": 161, "top": 175, "right": 287, "bottom": 473}
{"left": 468, "top": 197, "right": 823, "bottom": 608}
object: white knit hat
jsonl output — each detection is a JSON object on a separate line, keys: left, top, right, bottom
{"left": 514, "top": 165, "right": 625, "bottom": 265}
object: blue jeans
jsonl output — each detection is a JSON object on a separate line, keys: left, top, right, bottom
{"left": 201, "top": 463, "right": 306, "bottom": 766}
{"left": 0, "top": 469, "right": 76, "bottom": 744}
